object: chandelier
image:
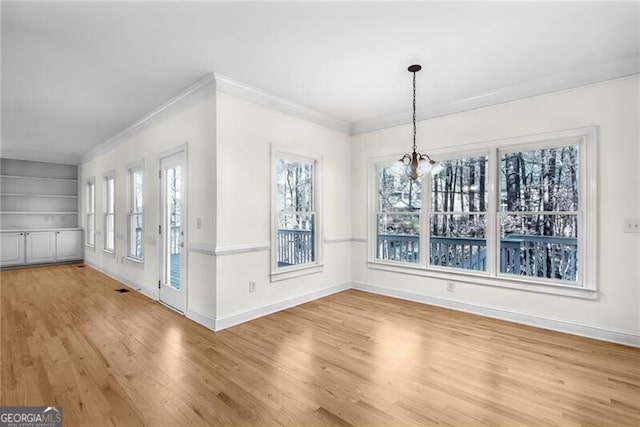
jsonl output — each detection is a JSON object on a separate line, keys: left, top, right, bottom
{"left": 392, "top": 64, "right": 442, "bottom": 180}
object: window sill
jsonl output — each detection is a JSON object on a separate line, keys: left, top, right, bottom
{"left": 270, "top": 263, "right": 324, "bottom": 282}
{"left": 367, "top": 260, "right": 598, "bottom": 300}
{"left": 125, "top": 256, "right": 144, "bottom": 265}
{"left": 85, "top": 244, "right": 95, "bottom": 251}
{"left": 102, "top": 249, "right": 115, "bottom": 257}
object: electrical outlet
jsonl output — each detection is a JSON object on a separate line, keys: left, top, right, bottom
{"left": 196, "top": 217, "right": 202, "bottom": 229}
{"left": 447, "top": 281, "right": 455, "bottom": 292}
{"left": 623, "top": 218, "right": 640, "bottom": 233}
{"left": 249, "top": 281, "right": 256, "bottom": 293}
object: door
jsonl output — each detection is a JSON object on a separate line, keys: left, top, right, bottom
{"left": 0, "top": 231, "right": 25, "bottom": 267}
{"left": 159, "top": 151, "right": 187, "bottom": 312}
{"left": 26, "top": 231, "right": 56, "bottom": 264}
{"left": 56, "top": 230, "right": 83, "bottom": 261}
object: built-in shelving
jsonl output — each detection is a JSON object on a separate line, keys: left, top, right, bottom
{"left": 0, "top": 174, "right": 78, "bottom": 183}
{"left": 1, "top": 158, "right": 79, "bottom": 230}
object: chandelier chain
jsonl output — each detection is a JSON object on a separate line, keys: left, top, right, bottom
{"left": 412, "top": 70, "right": 417, "bottom": 151}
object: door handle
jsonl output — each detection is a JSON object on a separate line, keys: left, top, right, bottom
{"left": 179, "top": 241, "right": 184, "bottom": 248}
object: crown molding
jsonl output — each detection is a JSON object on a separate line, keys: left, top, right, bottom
{"left": 352, "top": 54, "right": 640, "bottom": 135}
{"left": 0, "top": 149, "right": 81, "bottom": 165}
{"left": 81, "top": 73, "right": 216, "bottom": 163}
{"left": 214, "top": 72, "right": 352, "bottom": 135}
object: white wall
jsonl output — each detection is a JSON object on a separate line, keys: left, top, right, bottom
{"left": 214, "top": 93, "right": 352, "bottom": 323}
{"left": 78, "top": 74, "right": 639, "bottom": 345}
{"left": 80, "top": 80, "right": 217, "bottom": 320}
{"left": 351, "top": 77, "right": 640, "bottom": 340}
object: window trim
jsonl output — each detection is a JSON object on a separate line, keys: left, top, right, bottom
{"left": 126, "top": 161, "right": 144, "bottom": 263}
{"left": 368, "top": 127, "right": 598, "bottom": 299}
{"left": 85, "top": 177, "right": 96, "bottom": 249}
{"left": 103, "top": 170, "right": 116, "bottom": 255}
{"left": 270, "top": 145, "right": 323, "bottom": 282}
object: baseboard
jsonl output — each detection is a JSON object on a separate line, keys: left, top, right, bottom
{"left": 186, "top": 308, "right": 217, "bottom": 332}
{"left": 214, "top": 282, "right": 351, "bottom": 331}
{"left": 351, "top": 282, "right": 640, "bottom": 348}
{"left": 83, "top": 260, "right": 159, "bottom": 300}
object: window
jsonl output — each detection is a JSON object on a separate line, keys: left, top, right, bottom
{"left": 369, "top": 127, "right": 597, "bottom": 297}
{"left": 127, "top": 164, "right": 143, "bottom": 261}
{"left": 271, "top": 148, "right": 322, "bottom": 280}
{"left": 86, "top": 178, "right": 95, "bottom": 247}
{"left": 498, "top": 145, "right": 579, "bottom": 282}
{"left": 430, "top": 155, "right": 489, "bottom": 272}
{"left": 104, "top": 172, "right": 115, "bottom": 253}
{"left": 376, "top": 167, "right": 421, "bottom": 263}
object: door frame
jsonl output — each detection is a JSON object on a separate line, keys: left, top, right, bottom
{"left": 157, "top": 143, "right": 189, "bottom": 313}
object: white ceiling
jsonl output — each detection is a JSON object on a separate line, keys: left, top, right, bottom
{"left": 2, "top": 1, "right": 638, "bottom": 163}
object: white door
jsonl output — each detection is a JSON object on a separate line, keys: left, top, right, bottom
{"left": 26, "top": 231, "right": 56, "bottom": 264}
{"left": 56, "top": 230, "right": 83, "bottom": 261}
{"left": 0, "top": 231, "right": 25, "bottom": 266}
{"left": 159, "top": 151, "right": 187, "bottom": 312}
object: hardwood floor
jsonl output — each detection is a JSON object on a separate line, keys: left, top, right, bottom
{"left": 1, "top": 264, "right": 639, "bottom": 426}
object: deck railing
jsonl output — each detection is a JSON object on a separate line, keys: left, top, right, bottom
{"left": 277, "top": 229, "right": 315, "bottom": 266}
{"left": 377, "top": 233, "right": 578, "bottom": 280}
{"left": 170, "top": 225, "right": 181, "bottom": 255}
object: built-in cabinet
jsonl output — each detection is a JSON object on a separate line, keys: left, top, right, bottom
{"left": 1, "top": 158, "right": 84, "bottom": 267}
{"left": 0, "top": 231, "right": 25, "bottom": 267}
{"left": 56, "top": 230, "right": 83, "bottom": 261}
{"left": 25, "top": 231, "right": 57, "bottom": 264}
{"left": 0, "top": 229, "right": 83, "bottom": 267}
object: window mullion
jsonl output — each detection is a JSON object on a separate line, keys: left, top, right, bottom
{"left": 487, "top": 148, "right": 498, "bottom": 277}
{"left": 422, "top": 174, "right": 431, "bottom": 268}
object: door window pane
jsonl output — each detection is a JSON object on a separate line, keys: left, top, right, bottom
{"left": 166, "top": 166, "right": 182, "bottom": 289}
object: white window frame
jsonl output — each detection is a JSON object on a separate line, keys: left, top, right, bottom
{"left": 103, "top": 171, "right": 116, "bottom": 255}
{"left": 126, "top": 161, "right": 144, "bottom": 263}
{"left": 368, "top": 127, "right": 598, "bottom": 299}
{"left": 85, "top": 177, "right": 95, "bottom": 248}
{"left": 270, "top": 145, "right": 323, "bottom": 282}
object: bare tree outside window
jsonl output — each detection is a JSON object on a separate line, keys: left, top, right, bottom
{"left": 276, "top": 158, "right": 315, "bottom": 267}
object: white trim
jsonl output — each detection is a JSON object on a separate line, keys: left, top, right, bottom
{"left": 351, "top": 282, "right": 639, "bottom": 348}
{"left": 214, "top": 241, "right": 270, "bottom": 256}
{"left": 270, "top": 263, "right": 325, "bottom": 282}
{"left": 188, "top": 241, "right": 217, "bottom": 255}
{"left": 215, "top": 73, "right": 351, "bottom": 135}
{"left": 81, "top": 74, "right": 216, "bottom": 163}
{"left": 83, "top": 260, "right": 159, "bottom": 300}
{"left": 352, "top": 236, "right": 367, "bottom": 243}
{"left": 214, "top": 282, "right": 351, "bottom": 331}
{"left": 324, "top": 236, "right": 352, "bottom": 244}
{"left": 352, "top": 56, "right": 640, "bottom": 134}
{"left": 270, "top": 145, "right": 324, "bottom": 280}
{"left": 186, "top": 307, "right": 217, "bottom": 332}
{"left": 367, "top": 260, "right": 597, "bottom": 299}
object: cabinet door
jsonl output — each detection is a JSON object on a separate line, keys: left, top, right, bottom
{"left": 25, "top": 231, "right": 56, "bottom": 264}
{"left": 56, "top": 230, "right": 83, "bottom": 261}
{"left": 0, "top": 232, "right": 25, "bottom": 266}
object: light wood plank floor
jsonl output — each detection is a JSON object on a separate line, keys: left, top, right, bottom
{"left": 1, "top": 264, "right": 639, "bottom": 426}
